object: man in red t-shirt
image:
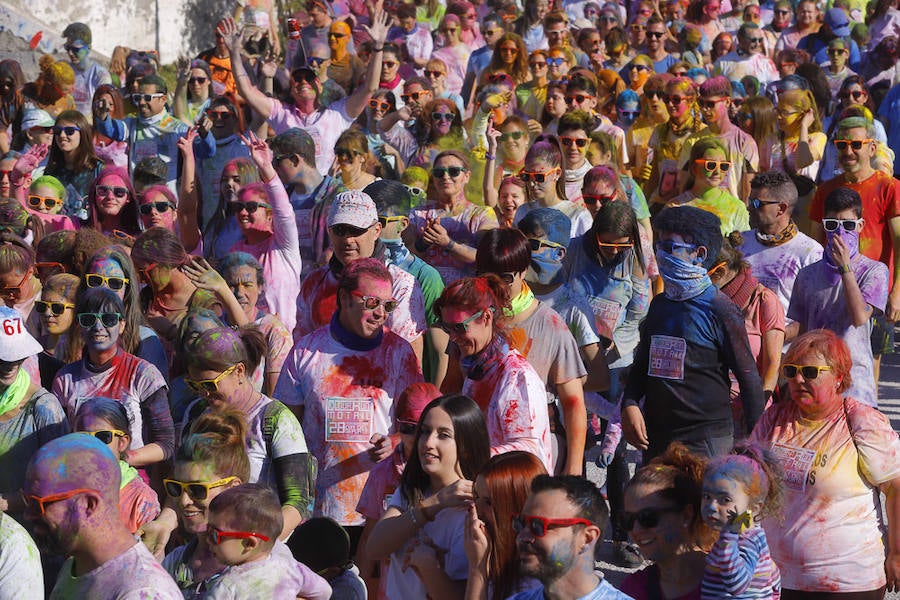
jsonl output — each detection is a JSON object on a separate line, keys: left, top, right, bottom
{"left": 810, "top": 116, "right": 900, "bottom": 382}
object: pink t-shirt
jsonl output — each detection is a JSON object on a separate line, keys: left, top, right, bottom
{"left": 275, "top": 326, "right": 423, "bottom": 525}
{"left": 267, "top": 97, "right": 353, "bottom": 175}
{"left": 462, "top": 347, "right": 553, "bottom": 472}
{"left": 230, "top": 178, "right": 302, "bottom": 333}
{"left": 750, "top": 398, "right": 900, "bottom": 593}
{"left": 119, "top": 472, "right": 161, "bottom": 534}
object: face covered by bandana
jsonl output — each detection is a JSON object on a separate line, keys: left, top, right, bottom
{"left": 656, "top": 244, "right": 713, "bottom": 301}
{"left": 527, "top": 245, "right": 567, "bottom": 286}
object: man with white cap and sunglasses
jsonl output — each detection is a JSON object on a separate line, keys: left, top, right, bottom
{"left": 293, "top": 190, "right": 427, "bottom": 365}
{"left": 0, "top": 305, "right": 69, "bottom": 517}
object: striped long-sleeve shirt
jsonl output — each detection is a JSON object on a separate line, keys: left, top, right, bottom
{"left": 702, "top": 527, "right": 780, "bottom": 599}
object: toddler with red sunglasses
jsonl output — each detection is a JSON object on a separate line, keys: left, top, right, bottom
{"left": 204, "top": 483, "right": 332, "bottom": 599}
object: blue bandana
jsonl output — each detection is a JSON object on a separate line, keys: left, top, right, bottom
{"left": 657, "top": 250, "right": 713, "bottom": 301}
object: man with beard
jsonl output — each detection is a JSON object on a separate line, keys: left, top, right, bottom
{"left": 24, "top": 434, "right": 181, "bottom": 599}
{"left": 509, "top": 475, "right": 633, "bottom": 600}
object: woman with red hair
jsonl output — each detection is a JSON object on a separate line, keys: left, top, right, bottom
{"left": 464, "top": 451, "right": 547, "bottom": 600}
{"left": 433, "top": 275, "right": 552, "bottom": 472}
{"left": 750, "top": 329, "right": 900, "bottom": 598}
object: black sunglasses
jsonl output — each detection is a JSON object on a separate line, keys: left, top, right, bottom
{"left": 139, "top": 201, "right": 175, "bottom": 215}
{"left": 432, "top": 166, "right": 467, "bottom": 179}
{"left": 227, "top": 201, "right": 271, "bottom": 215}
{"left": 77, "top": 312, "right": 122, "bottom": 329}
{"left": 53, "top": 125, "right": 81, "bottom": 136}
{"left": 620, "top": 506, "right": 682, "bottom": 531}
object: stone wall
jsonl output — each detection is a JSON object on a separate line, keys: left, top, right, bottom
{"left": 0, "top": 0, "right": 235, "bottom": 65}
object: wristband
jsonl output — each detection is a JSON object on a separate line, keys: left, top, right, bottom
{"left": 446, "top": 239, "right": 456, "bottom": 251}
{"left": 839, "top": 263, "right": 852, "bottom": 274}
{"left": 373, "top": 46, "right": 384, "bottom": 52}
{"left": 485, "top": 153, "right": 495, "bottom": 160}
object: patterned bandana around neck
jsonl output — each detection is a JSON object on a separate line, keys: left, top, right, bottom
{"left": 461, "top": 335, "right": 509, "bottom": 381}
{"left": 657, "top": 249, "right": 713, "bottom": 301}
{"left": 755, "top": 220, "right": 798, "bottom": 246}
{"left": 504, "top": 281, "right": 535, "bottom": 316}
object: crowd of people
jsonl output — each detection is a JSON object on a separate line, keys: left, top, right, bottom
{"left": 0, "top": 0, "right": 899, "bottom": 596}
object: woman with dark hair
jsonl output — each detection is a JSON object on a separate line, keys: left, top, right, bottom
{"left": 74, "top": 398, "right": 160, "bottom": 533}
{"left": 0, "top": 60, "right": 25, "bottom": 154}
{"left": 515, "top": 0, "right": 553, "bottom": 51}
{"left": 513, "top": 136, "right": 592, "bottom": 238}
{"left": 433, "top": 276, "right": 553, "bottom": 471}
{"left": 187, "top": 325, "right": 314, "bottom": 540}
{"left": 620, "top": 443, "right": 717, "bottom": 599}
{"left": 37, "top": 272, "right": 79, "bottom": 366}
{"left": 407, "top": 149, "right": 498, "bottom": 284}
{"left": 464, "top": 451, "right": 547, "bottom": 600}
{"left": 750, "top": 329, "right": 900, "bottom": 598}
{"left": 91, "top": 84, "right": 128, "bottom": 167}
{"left": 356, "top": 89, "right": 405, "bottom": 179}
{"left": 81, "top": 244, "right": 169, "bottom": 379}
{"left": 538, "top": 81, "right": 568, "bottom": 130}
{"left": 131, "top": 227, "right": 207, "bottom": 343}
{"left": 224, "top": 133, "right": 301, "bottom": 332}
{"left": 482, "top": 33, "right": 531, "bottom": 88}
{"left": 708, "top": 233, "right": 785, "bottom": 420}
{"left": 368, "top": 394, "right": 491, "bottom": 600}
{"left": 333, "top": 128, "right": 378, "bottom": 191}
{"left": 568, "top": 200, "right": 650, "bottom": 564}
{"left": 43, "top": 109, "right": 103, "bottom": 218}
{"left": 52, "top": 287, "right": 174, "bottom": 469}
{"left": 173, "top": 58, "right": 214, "bottom": 126}
{"left": 471, "top": 228, "right": 588, "bottom": 476}
{"left": 196, "top": 95, "right": 251, "bottom": 230}
{"left": 203, "top": 155, "right": 258, "bottom": 261}
{"left": 86, "top": 165, "right": 142, "bottom": 236}
{"left": 517, "top": 50, "right": 549, "bottom": 121}
{"left": 409, "top": 98, "right": 468, "bottom": 169}
{"left": 688, "top": 0, "right": 725, "bottom": 54}
{"left": 0, "top": 231, "right": 40, "bottom": 326}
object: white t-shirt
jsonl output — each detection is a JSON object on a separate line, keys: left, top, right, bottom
{"left": 741, "top": 230, "right": 824, "bottom": 319}
{"left": 275, "top": 326, "right": 423, "bottom": 525}
{"left": 0, "top": 513, "right": 43, "bottom": 600}
{"left": 50, "top": 541, "right": 182, "bottom": 600}
{"left": 384, "top": 489, "right": 469, "bottom": 600}
{"left": 751, "top": 398, "right": 900, "bottom": 593}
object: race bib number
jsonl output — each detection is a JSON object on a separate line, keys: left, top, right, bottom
{"left": 295, "top": 208, "right": 313, "bottom": 242}
{"left": 648, "top": 335, "right": 687, "bottom": 380}
{"left": 771, "top": 442, "right": 816, "bottom": 492}
{"left": 588, "top": 297, "right": 622, "bottom": 341}
{"left": 325, "top": 397, "right": 374, "bottom": 442}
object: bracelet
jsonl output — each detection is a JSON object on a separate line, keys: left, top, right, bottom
{"left": 839, "top": 263, "right": 852, "bottom": 274}
{"left": 236, "top": 73, "right": 250, "bottom": 79}
{"left": 485, "top": 153, "right": 495, "bottom": 160}
{"left": 373, "top": 46, "right": 384, "bottom": 52}
{"left": 446, "top": 239, "right": 456, "bottom": 251}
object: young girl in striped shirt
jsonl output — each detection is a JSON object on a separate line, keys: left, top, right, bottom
{"left": 700, "top": 444, "right": 784, "bottom": 599}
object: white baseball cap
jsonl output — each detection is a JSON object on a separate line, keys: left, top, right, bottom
{"left": 0, "top": 306, "right": 42, "bottom": 362}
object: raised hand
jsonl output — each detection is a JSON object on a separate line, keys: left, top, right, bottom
{"left": 176, "top": 127, "right": 199, "bottom": 158}
{"left": 463, "top": 502, "right": 490, "bottom": 568}
{"left": 176, "top": 56, "right": 191, "bottom": 83}
{"left": 240, "top": 130, "right": 273, "bottom": 168}
{"left": 216, "top": 18, "right": 243, "bottom": 56}
{"left": 13, "top": 143, "right": 49, "bottom": 178}
{"left": 362, "top": 0, "right": 391, "bottom": 45}
{"left": 260, "top": 50, "right": 279, "bottom": 79}
{"left": 486, "top": 117, "right": 501, "bottom": 155}
{"left": 181, "top": 257, "right": 230, "bottom": 295}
